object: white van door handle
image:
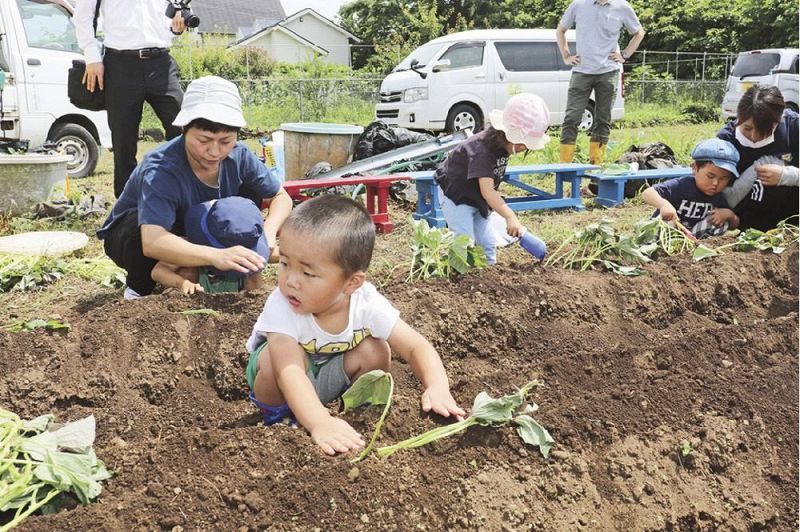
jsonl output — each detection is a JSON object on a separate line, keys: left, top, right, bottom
{"left": 498, "top": 72, "right": 505, "bottom": 81}
{"left": 27, "top": 58, "right": 41, "bottom": 66}
{"left": 474, "top": 73, "right": 486, "bottom": 79}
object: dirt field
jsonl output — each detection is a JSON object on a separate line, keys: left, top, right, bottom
{"left": 1, "top": 238, "right": 797, "bottom": 531}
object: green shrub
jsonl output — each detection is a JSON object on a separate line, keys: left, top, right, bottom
{"left": 681, "top": 101, "right": 720, "bottom": 124}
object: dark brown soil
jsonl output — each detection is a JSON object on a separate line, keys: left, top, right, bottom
{"left": 1, "top": 247, "right": 797, "bottom": 531}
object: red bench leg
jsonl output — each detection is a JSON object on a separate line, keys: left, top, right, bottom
{"left": 366, "top": 183, "right": 393, "bottom": 233}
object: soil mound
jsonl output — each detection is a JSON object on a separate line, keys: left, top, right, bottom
{"left": 2, "top": 248, "right": 797, "bottom": 531}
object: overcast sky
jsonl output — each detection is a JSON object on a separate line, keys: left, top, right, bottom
{"left": 280, "top": 1, "right": 353, "bottom": 22}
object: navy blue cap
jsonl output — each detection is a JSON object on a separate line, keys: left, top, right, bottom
{"left": 691, "top": 138, "right": 740, "bottom": 178}
{"left": 184, "top": 196, "right": 269, "bottom": 279}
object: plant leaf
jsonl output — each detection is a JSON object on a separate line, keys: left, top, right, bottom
{"left": 342, "top": 370, "right": 392, "bottom": 412}
{"left": 514, "top": 415, "right": 555, "bottom": 458}
{"left": 692, "top": 244, "right": 720, "bottom": 262}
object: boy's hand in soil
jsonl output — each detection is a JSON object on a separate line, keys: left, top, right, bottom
{"left": 388, "top": 319, "right": 465, "bottom": 421}
{"left": 310, "top": 416, "right": 365, "bottom": 456}
{"left": 422, "top": 384, "right": 465, "bottom": 421}
{"left": 181, "top": 280, "right": 204, "bottom": 295}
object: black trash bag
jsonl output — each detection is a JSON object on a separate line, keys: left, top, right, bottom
{"left": 589, "top": 142, "right": 679, "bottom": 197}
{"left": 354, "top": 120, "right": 433, "bottom": 160}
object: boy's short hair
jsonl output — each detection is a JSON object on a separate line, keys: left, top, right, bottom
{"left": 284, "top": 195, "right": 375, "bottom": 275}
{"left": 691, "top": 138, "right": 740, "bottom": 178}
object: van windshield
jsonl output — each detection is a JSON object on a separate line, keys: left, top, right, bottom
{"left": 394, "top": 43, "right": 442, "bottom": 72}
{"left": 731, "top": 53, "right": 781, "bottom": 78}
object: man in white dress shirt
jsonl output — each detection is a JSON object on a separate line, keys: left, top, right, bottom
{"left": 74, "top": 0, "right": 187, "bottom": 197}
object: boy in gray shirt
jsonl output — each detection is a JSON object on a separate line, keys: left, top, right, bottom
{"left": 557, "top": 0, "right": 645, "bottom": 166}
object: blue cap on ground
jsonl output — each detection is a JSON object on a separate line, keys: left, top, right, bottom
{"left": 519, "top": 228, "right": 547, "bottom": 261}
{"left": 690, "top": 138, "right": 740, "bottom": 178}
{"left": 184, "top": 196, "right": 269, "bottom": 279}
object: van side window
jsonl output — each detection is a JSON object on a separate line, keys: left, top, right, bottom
{"left": 495, "top": 42, "right": 560, "bottom": 72}
{"left": 792, "top": 56, "right": 799, "bottom": 75}
{"left": 440, "top": 42, "right": 485, "bottom": 70}
{"left": 15, "top": 0, "right": 81, "bottom": 53}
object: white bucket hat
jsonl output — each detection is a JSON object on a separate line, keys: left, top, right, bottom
{"left": 173, "top": 76, "right": 246, "bottom": 128}
{"left": 489, "top": 93, "right": 551, "bottom": 150}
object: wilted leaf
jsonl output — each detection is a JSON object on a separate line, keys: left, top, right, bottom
{"left": 514, "top": 415, "right": 555, "bottom": 458}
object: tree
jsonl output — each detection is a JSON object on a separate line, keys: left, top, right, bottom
{"left": 338, "top": 0, "right": 799, "bottom": 72}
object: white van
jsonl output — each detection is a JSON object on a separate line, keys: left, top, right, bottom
{"left": 721, "top": 48, "right": 799, "bottom": 119}
{"left": 376, "top": 29, "right": 625, "bottom": 133}
{"left": 0, "top": 0, "right": 111, "bottom": 177}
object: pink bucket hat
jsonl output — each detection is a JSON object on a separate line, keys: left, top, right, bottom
{"left": 489, "top": 93, "right": 551, "bottom": 150}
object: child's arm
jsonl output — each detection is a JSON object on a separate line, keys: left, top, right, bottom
{"left": 387, "top": 319, "right": 465, "bottom": 420}
{"left": 641, "top": 187, "right": 677, "bottom": 221}
{"left": 478, "top": 177, "right": 524, "bottom": 237}
{"left": 267, "top": 332, "right": 365, "bottom": 455}
{"left": 151, "top": 261, "right": 204, "bottom": 295}
{"left": 709, "top": 208, "right": 740, "bottom": 229}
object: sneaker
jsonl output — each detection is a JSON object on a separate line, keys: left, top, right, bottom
{"left": 123, "top": 287, "right": 142, "bottom": 300}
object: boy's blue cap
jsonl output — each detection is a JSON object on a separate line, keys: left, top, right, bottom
{"left": 691, "top": 138, "right": 740, "bottom": 178}
{"left": 184, "top": 196, "right": 269, "bottom": 279}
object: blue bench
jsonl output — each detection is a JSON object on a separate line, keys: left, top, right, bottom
{"left": 398, "top": 163, "right": 599, "bottom": 228}
{"left": 588, "top": 167, "right": 691, "bottom": 207}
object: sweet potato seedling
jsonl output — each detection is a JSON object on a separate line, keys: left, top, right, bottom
{"left": 341, "top": 370, "right": 394, "bottom": 463}
{"left": 0, "top": 410, "right": 111, "bottom": 530}
{"left": 376, "top": 381, "right": 554, "bottom": 459}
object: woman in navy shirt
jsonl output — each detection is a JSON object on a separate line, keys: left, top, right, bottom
{"left": 716, "top": 85, "right": 798, "bottom": 230}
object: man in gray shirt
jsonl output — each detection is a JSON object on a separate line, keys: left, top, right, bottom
{"left": 556, "top": 0, "right": 645, "bottom": 166}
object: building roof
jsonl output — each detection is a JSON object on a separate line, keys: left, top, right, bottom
{"left": 191, "top": 0, "right": 286, "bottom": 34}
{"left": 230, "top": 8, "right": 361, "bottom": 47}
{"left": 232, "top": 24, "right": 328, "bottom": 55}
{"left": 282, "top": 8, "right": 360, "bottom": 42}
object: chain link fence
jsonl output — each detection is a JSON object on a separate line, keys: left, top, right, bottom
{"left": 144, "top": 46, "right": 740, "bottom": 130}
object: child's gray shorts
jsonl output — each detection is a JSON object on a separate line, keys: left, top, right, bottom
{"left": 306, "top": 353, "right": 351, "bottom": 405}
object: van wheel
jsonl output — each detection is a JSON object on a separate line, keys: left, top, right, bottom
{"left": 51, "top": 124, "right": 99, "bottom": 179}
{"left": 578, "top": 102, "right": 595, "bottom": 131}
{"left": 446, "top": 104, "right": 483, "bottom": 133}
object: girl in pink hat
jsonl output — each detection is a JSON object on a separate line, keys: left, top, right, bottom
{"left": 433, "top": 93, "right": 551, "bottom": 264}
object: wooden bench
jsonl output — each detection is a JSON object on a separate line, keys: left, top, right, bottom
{"left": 395, "top": 163, "right": 599, "bottom": 228}
{"left": 587, "top": 167, "right": 691, "bottom": 207}
{"left": 266, "top": 175, "right": 411, "bottom": 233}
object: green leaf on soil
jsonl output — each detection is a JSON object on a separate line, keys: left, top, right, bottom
{"left": 692, "top": 244, "right": 720, "bottom": 262}
{"left": 514, "top": 415, "right": 555, "bottom": 458}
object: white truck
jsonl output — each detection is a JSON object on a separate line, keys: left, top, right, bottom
{"left": 0, "top": 0, "right": 110, "bottom": 177}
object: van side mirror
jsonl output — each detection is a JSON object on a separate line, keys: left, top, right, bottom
{"left": 431, "top": 59, "right": 451, "bottom": 73}
{"left": 410, "top": 58, "right": 427, "bottom": 80}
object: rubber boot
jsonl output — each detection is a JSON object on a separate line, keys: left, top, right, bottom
{"left": 589, "top": 141, "right": 606, "bottom": 166}
{"left": 559, "top": 143, "right": 576, "bottom": 163}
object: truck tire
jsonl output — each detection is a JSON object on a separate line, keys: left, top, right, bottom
{"left": 578, "top": 101, "right": 595, "bottom": 131}
{"left": 51, "top": 123, "right": 99, "bottom": 178}
{"left": 446, "top": 104, "right": 483, "bottom": 133}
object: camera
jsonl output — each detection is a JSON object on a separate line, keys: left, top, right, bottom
{"left": 165, "top": 0, "right": 200, "bottom": 29}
